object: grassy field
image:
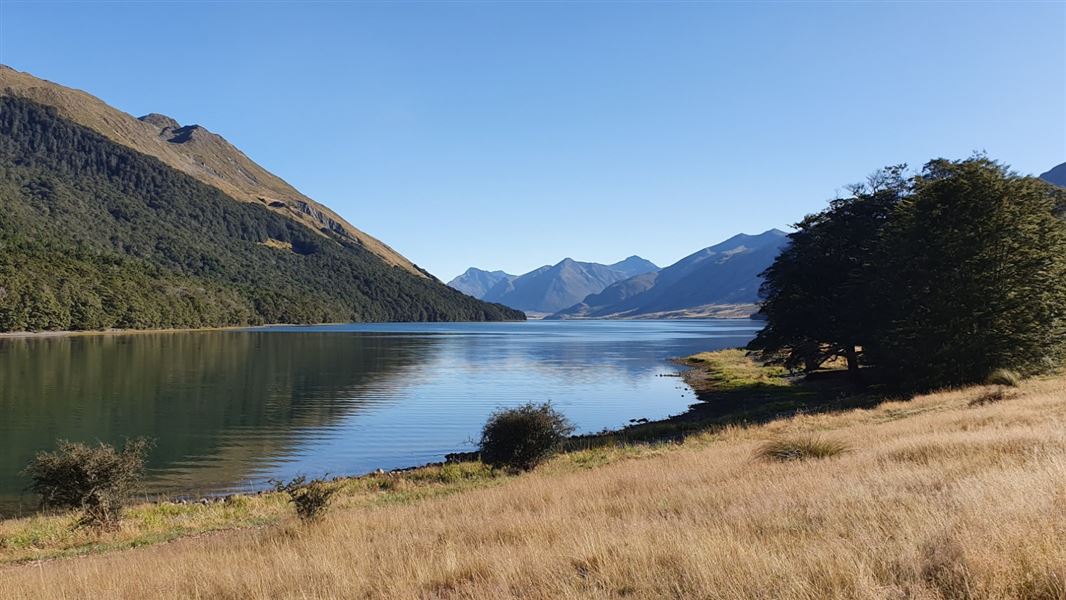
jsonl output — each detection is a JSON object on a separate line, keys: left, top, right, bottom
{"left": 2, "top": 352, "right": 1065, "bottom": 599}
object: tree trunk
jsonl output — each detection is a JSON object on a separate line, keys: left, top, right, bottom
{"left": 845, "top": 345, "right": 863, "bottom": 385}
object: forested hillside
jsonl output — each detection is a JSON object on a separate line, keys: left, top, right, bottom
{"left": 0, "top": 97, "right": 524, "bottom": 331}
{"left": 0, "top": 66, "right": 423, "bottom": 276}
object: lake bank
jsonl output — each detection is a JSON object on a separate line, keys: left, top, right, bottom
{"left": 4, "top": 355, "right": 1063, "bottom": 598}
{"left": 0, "top": 323, "right": 300, "bottom": 339}
{"left": 0, "top": 320, "right": 762, "bottom": 515}
{"left": 0, "top": 349, "right": 776, "bottom": 561}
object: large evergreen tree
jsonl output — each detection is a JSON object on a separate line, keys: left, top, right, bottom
{"left": 751, "top": 157, "right": 1066, "bottom": 391}
{"left": 871, "top": 158, "right": 1066, "bottom": 389}
{"left": 748, "top": 167, "right": 905, "bottom": 380}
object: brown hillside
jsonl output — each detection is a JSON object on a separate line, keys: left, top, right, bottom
{"left": 0, "top": 65, "right": 424, "bottom": 277}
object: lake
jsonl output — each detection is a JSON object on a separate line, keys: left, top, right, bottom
{"left": 0, "top": 319, "right": 761, "bottom": 515}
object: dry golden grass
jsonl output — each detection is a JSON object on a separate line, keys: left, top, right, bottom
{"left": 258, "top": 238, "right": 295, "bottom": 252}
{"left": 4, "top": 377, "right": 1065, "bottom": 599}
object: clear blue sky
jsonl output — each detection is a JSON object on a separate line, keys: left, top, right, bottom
{"left": 2, "top": 2, "right": 1063, "bottom": 281}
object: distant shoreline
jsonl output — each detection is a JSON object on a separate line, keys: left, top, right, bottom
{"left": 0, "top": 324, "right": 299, "bottom": 340}
{"left": 0, "top": 315, "right": 751, "bottom": 339}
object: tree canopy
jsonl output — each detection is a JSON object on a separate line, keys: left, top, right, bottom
{"left": 750, "top": 157, "right": 1066, "bottom": 390}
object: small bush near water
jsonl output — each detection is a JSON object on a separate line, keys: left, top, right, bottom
{"left": 479, "top": 402, "right": 575, "bottom": 471}
{"left": 273, "top": 476, "right": 339, "bottom": 522}
{"left": 756, "top": 435, "right": 849, "bottom": 462}
{"left": 23, "top": 438, "right": 152, "bottom": 529}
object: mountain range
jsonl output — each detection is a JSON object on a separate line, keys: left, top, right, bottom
{"left": 449, "top": 256, "right": 660, "bottom": 314}
{"left": 451, "top": 231, "right": 786, "bottom": 318}
{"left": 549, "top": 229, "right": 788, "bottom": 319}
{"left": 0, "top": 65, "right": 523, "bottom": 331}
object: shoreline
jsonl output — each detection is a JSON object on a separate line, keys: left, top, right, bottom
{"left": 0, "top": 349, "right": 809, "bottom": 519}
{"left": 0, "top": 314, "right": 753, "bottom": 340}
{"left": 0, "top": 350, "right": 718, "bottom": 519}
{"left": 0, "top": 319, "right": 539, "bottom": 339}
{"left": 0, "top": 324, "right": 299, "bottom": 339}
{"left": 0, "top": 348, "right": 911, "bottom": 569}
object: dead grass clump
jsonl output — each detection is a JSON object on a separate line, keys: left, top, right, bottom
{"left": 755, "top": 435, "right": 849, "bottom": 462}
{"left": 921, "top": 534, "right": 974, "bottom": 599}
{"left": 969, "top": 386, "right": 1020, "bottom": 406}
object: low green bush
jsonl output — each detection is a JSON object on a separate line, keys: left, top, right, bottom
{"left": 479, "top": 402, "right": 575, "bottom": 472}
{"left": 23, "top": 438, "right": 152, "bottom": 529}
{"left": 272, "top": 476, "right": 338, "bottom": 522}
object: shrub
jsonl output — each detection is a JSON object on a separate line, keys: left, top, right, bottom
{"left": 23, "top": 437, "right": 152, "bottom": 529}
{"left": 479, "top": 402, "right": 575, "bottom": 471}
{"left": 985, "top": 368, "right": 1021, "bottom": 387}
{"left": 272, "top": 476, "right": 339, "bottom": 522}
{"left": 755, "top": 435, "right": 849, "bottom": 462}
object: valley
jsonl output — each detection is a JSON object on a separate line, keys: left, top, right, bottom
{"left": 1, "top": 5, "right": 1064, "bottom": 598}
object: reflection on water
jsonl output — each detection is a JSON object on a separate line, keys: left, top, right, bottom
{"left": 0, "top": 320, "right": 760, "bottom": 515}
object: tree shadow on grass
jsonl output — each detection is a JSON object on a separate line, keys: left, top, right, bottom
{"left": 565, "top": 365, "right": 894, "bottom": 452}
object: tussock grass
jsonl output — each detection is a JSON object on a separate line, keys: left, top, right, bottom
{"left": 755, "top": 435, "right": 849, "bottom": 462}
{"left": 969, "top": 386, "right": 1020, "bottom": 406}
{"left": 2, "top": 367, "right": 1065, "bottom": 599}
{"left": 986, "top": 368, "right": 1021, "bottom": 387}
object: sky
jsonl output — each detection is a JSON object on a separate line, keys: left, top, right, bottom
{"left": 1, "top": 2, "right": 1063, "bottom": 281}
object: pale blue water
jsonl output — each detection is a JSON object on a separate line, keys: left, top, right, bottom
{"left": 0, "top": 319, "right": 760, "bottom": 514}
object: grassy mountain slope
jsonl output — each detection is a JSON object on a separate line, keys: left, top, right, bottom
{"left": 0, "top": 65, "right": 423, "bottom": 276}
{"left": 551, "top": 230, "right": 787, "bottom": 319}
{"left": 0, "top": 96, "right": 523, "bottom": 331}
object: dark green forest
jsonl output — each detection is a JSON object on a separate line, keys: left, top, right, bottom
{"left": 750, "top": 158, "right": 1066, "bottom": 390}
{"left": 0, "top": 97, "right": 525, "bottom": 331}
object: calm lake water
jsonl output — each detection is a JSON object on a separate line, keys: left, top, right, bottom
{"left": 0, "top": 319, "right": 760, "bottom": 515}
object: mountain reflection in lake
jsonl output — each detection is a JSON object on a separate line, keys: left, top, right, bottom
{"left": 0, "top": 319, "right": 760, "bottom": 515}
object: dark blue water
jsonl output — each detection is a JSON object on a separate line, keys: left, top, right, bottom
{"left": 0, "top": 319, "right": 760, "bottom": 514}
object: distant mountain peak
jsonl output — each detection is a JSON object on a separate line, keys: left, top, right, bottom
{"left": 448, "top": 268, "right": 517, "bottom": 299}
{"left": 1040, "top": 162, "right": 1066, "bottom": 188}
{"left": 549, "top": 230, "right": 789, "bottom": 320}
{"left": 139, "top": 113, "right": 180, "bottom": 130}
{"left": 608, "top": 255, "right": 660, "bottom": 278}
{"left": 165, "top": 124, "right": 212, "bottom": 144}
{"left": 459, "top": 267, "right": 509, "bottom": 277}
